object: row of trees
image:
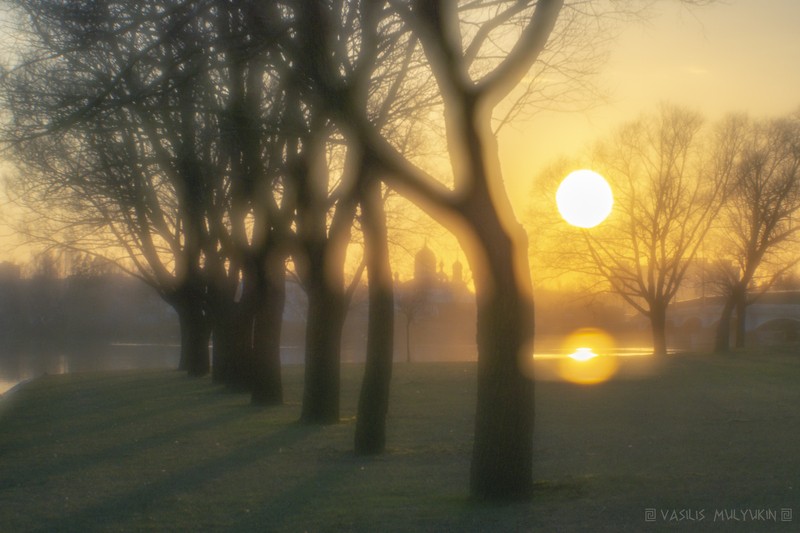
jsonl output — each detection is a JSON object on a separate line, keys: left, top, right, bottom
{"left": 0, "top": 0, "right": 533, "bottom": 500}
{"left": 530, "top": 104, "right": 800, "bottom": 355}
{"left": 0, "top": 0, "right": 716, "bottom": 500}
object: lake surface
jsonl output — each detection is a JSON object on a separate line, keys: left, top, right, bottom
{"left": 0, "top": 340, "right": 662, "bottom": 395}
{"left": 0, "top": 342, "right": 180, "bottom": 395}
{"left": 0, "top": 342, "right": 320, "bottom": 395}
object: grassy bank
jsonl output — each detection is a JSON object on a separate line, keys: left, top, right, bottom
{"left": 1, "top": 349, "right": 799, "bottom": 531}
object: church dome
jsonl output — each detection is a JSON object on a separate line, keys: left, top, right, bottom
{"left": 414, "top": 243, "right": 436, "bottom": 283}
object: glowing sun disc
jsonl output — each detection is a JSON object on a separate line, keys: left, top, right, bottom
{"left": 556, "top": 170, "right": 613, "bottom": 228}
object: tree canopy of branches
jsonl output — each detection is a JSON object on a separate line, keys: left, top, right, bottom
{"left": 533, "top": 105, "right": 740, "bottom": 356}
{"left": 0, "top": 1, "right": 297, "bottom": 399}
{"left": 1, "top": 0, "right": 722, "bottom": 502}
{"left": 0, "top": 0, "right": 223, "bottom": 376}
{"left": 284, "top": 0, "right": 580, "bottom": 499}
{"left": 709, "top": 111, "right": 800, "bottom": 351}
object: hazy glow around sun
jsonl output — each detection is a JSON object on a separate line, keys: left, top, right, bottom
{"left": 556, "top": 170, "right": 613, "bottom": 228}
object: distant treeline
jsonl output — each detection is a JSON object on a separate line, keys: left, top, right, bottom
{"left": 0, "top": 272, "right": 177, "bottom": 343}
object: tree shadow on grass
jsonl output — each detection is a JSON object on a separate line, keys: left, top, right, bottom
{"left": 226, "top": 450, "right": 370, "bottom": 532}
{"left": 2, "top": 404, "right": 259, "bottom": 490}
{"left": 0, "top": 372, "right": 227, "bottom": 452}
{"left": 28, "top": 422, "right": 326, "bottom": 533}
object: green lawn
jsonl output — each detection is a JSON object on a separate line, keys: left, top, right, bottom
{"left": 1, "top": 348, "right": 799, "bottom": 532}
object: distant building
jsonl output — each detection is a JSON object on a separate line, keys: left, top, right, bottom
{"left": 395, "top": 245, "right": 476, "bottom": 361}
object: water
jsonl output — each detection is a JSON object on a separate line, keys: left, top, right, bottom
{"left": 0, "top": 342, "right": 180, "bottom": 395}
{"left": 0, "top": 339, "right": 664, "bottom": 395}
{"left": 532, "top": 346, "right": 657, "bottom": 359}
{"left": 0, "top": 343, "right": 337, "bottom": 395}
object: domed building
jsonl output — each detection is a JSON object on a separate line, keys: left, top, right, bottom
{"left": 396, "top": 244, "right": 476, "bottom": 362}
{"left": 414, "top": 243, "right": 437, "bottom": 286}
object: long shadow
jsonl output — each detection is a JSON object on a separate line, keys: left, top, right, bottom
{"left": 29, "top": 422, "right": 326, "bottom": 533}
{"left": 0, "top": 399, "right": 263, "bottom": 490}
{"left": 226, "top": 451, "right": 372, "bottom": 532}
{"left": 1, "top": 372, "right": 194, "bottom": 442}
{"left": 0, "top": 372, "right": 249, "bottom": 455}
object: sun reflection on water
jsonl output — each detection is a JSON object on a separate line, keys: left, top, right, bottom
{"left": 568, "top": 347, "right": 598, "bottom": 362}
{"left": 527, "top": 327, "right": 660, "bottom": 384}
{"left": 557, "top": 328, "right": 616, "bottom": 384}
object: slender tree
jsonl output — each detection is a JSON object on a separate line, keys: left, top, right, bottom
{"left": 271, "top": 0, "right": 437, "bottom": 425}
{"left": 353, "top": 166, "right": 395, "bottom": 454}
{"left": 203, "top": 0, "right": 292, "bottom": 403}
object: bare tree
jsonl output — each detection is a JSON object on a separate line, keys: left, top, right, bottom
{"left": 353, "top": 171, "right": 395, "bottom": 455}
{"left": 0, "top": 0, "right": 226, "bottom": 377}
{"left": 0, "top": 0, "right": 292, "bottom": 394}
{"left": 710, "top": 112, "right": 800, "bottom": 352}
{"left": 580, "top": 105, "right": 740, "bottom": 356}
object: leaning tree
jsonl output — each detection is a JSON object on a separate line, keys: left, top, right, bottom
{"left": 290, "top": 0, "right": 565, "bottom": 499}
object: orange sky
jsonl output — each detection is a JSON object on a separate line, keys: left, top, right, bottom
{"left": 502, "top": 0, "right": 800, "bottom": 214}
{"left": 3, "top": 1, "right": 800, "bottom": 270}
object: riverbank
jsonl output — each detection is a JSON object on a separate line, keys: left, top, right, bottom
{"left": 1, "top": 349, "right": 799, "bottom": 531}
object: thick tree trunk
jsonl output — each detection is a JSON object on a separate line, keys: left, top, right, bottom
{"left": 297, "top": 179, "right": 356, "bottom": 424}
{"left": 714, "top": 298, "right": 735, "bottom": 353}
{"left": 209, "top": 270, "right": 235, "bottom": 385}
{"left": 355, "top": 181, "right": 394, "bottom": 455}
{"left": 176, "top": 299, "right": 211, "bottom": 377}
{"left": 228, "top": 313, "right": 256, "bottom": 391}
{"left": 301, "top": 279, "right": 346, "bottom": 424}
{"left": 650, "top": 303, "right": 668, "bottom": 357}
{"left": 251, "top": 253, "right": 286, "bottom": 405}
{"left": 211, "top": 297, "right": 254, "bottom": 391}
{"left": 465, "top": 215, "right": 535, "bottom": 501}
{"left": 210, "top": 317, "right": 229, "bottom": 384}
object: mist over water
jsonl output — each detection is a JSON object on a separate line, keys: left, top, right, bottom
{"left": 0, "top": 336, "right": 664, "bottom": 395}
{"left": 0, "top": 342, "right": 179, "bottom": 395}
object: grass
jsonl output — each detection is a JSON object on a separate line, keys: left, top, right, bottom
{"left": 1, "top": 348, "right": 799, "bottom": 532}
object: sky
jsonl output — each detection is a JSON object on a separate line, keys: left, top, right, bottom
{"left": 2, "top": 0, "right": 800, "bottom": 268}
{"left": 501, "top": 0, "right": 800, "bottom": 213}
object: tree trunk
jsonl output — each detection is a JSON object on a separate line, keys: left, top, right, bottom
{"left": 650, "top": 303, "right": 668, "bottom": 357}
{"left": 228, "top": 311, "right": 256, "bottom": 391}
{"left": 355, "top": 180, "right": 394, "bottom": 455}
{"left": 176, "top": 299, "right": 211, "bottom": 377}
{"left": 251, "top": 253, "right": 285, "bottom": 405}
{"left": 301, "top": 277, "right": 345, "bottom": 424}
{"left": 733, "top": 292, "right": 748, "bottom": 349}
{"left": 209, "top": 269, "right": 235, "bottom": 385}
{"left": 405, "top": 317, "right": 412, "bottom": 364}
{"left": 211, "top": 296, "right": 254, "bottom": 391}
{"left": 297, "top": 181, "right": 356, "bottom": 424}
{"left": 210, "top": 317, "right": 230, "bottom": 384}
{"left": 463, "top": 213, "right": 535, "bottom": 501}
{"left": 714, "top": 298, "right": 735, "bottom": 353}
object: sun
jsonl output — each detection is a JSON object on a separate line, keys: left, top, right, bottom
{"left": 556, "top": 170, "right": 613, "bottom": 228}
